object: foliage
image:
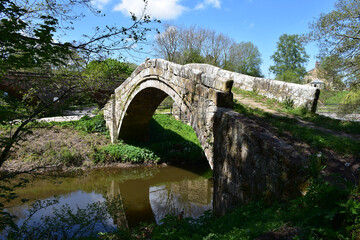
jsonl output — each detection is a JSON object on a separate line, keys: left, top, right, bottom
{"left": 57, "top": 147, "right": 84, "bottom": 167}
{"left": 182, "top": 48, "right": 206, "bottom": 64}
{"left": 44, "top": 114, "right": 109, "bottom": 134}
{"left": 318, "top": 55, "right": 346, "bottom": 90}
{"left": 83, "top": 59, "right": 136, "bottom": 80}
{"left": 224, "top": 42, "right": 263, "bottom": 77}
{"left": 339, "top": 87, "right": 360, "bottom": 114}
{"left": 308, "top": 0, "right": 360, "bottom": 87}
{"left": 80, "top": 58, "right": 137, "bottom": 107}
{"left": 269, "top": 34, "right": 309, "bottom": 83}
{"left": 0, "top": 0, "right": 72, "bottom": 74}
{"left": 283, "top": 97, "right": 294, "bottom": 110}
{"left": 308, "top": 0, "right": 360, "bottom": 113}
{"left": 93, "top": 143, "right": 160, "bottom": 164}
{"left": 154, "top": 24, "right": 263, "bottom": 77}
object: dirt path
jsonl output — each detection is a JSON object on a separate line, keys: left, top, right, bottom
{"left": 233, "top": 93, "right": 360, "bottom": 142}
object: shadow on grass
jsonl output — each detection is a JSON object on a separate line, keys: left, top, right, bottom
{"left": 126, "top": 115, "right": 207, "bottom": 166}
{"left": 233, "top": 101, "right": 360, "bottom": 157}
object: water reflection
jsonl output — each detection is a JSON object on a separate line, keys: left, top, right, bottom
{"left": 4, "top": 165, "right": 213, "bottom": 235}
{"left": 149, "top": 180, "right": 212, "bottom": 224}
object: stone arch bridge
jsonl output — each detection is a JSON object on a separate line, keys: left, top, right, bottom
{"left": 103, "top": 58, "right": 319, "bottom": 215}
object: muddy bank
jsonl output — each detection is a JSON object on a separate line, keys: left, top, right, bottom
{"left": 0, "top": 126, "right": 160, "bottom": 173}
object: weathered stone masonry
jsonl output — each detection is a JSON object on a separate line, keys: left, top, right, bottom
{"left": 187, "top": 63, "right": 320, "bottom": 112}
{"left": 103, "top": 59, "right": 315, "bottom": 215}
{"left": 103, "top": 59, "right": 234, "bottom": 168}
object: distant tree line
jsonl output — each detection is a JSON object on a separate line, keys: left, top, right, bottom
{"left": 153, "top": 24, "right": 263, "bottom": 77}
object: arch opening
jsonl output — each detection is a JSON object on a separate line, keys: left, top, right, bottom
{"left": 117, "top": 83, "right": 208, "bottom": 165}
{"left": 119, "top": 87, "right": 169, "bottom": 142}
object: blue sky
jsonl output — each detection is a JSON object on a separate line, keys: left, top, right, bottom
{"left": 67, "top": 0, "right": 338, "bottom": 78}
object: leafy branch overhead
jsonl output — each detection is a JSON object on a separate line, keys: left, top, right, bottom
{"left": 0, "top": 0, "right": 160, "bottom": 74}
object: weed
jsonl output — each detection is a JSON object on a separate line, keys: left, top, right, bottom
{"left": 58, "top": 147, "right": 83, "bottom": 167}
{"left": 283, "top": 97, "right": 294, "bottom": 110}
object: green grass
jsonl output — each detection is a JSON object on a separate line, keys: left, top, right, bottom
{"left": 234, "top": 102, "right": 360, "bottom": 156}
{"left": 86, "top": 114, "right": 204, "bottom": 165}
{"left": 289, "top": 110, "right": 360, "bottom": 135}
{"left": 269, "top": 116, "right": 360, "bottom": 155}
{"left": 135, "top": 114, "right": 205, "bottom": 164}
{"left": 232, "top": 87, "right": 293, "bottom": 111}
{"left": 320, "top": 90, "right": 349, "bottom": 104}
{"left": 36, "top": 114, "right": 109, "bottom": 135}
{"left": 232, "top": 87, "right": 360, "bottom": 135}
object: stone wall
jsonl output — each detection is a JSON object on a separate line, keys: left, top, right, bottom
{"left": 212, "top": 108, "right": 307, "bottom": 216}
{"left": 187, "top": 63, "right": 320, "bottom": 112}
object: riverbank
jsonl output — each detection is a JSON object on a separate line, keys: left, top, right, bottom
{"left": 0, "top": 114, "right": 206, "bottom": 173}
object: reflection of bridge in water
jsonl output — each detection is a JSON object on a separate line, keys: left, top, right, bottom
{"left": 107, "top": 175, "right": 213, "bottom": 229}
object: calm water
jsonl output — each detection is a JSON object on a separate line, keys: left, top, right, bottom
{"left": 3, "top": 165, "right": 213, "bottom": 237}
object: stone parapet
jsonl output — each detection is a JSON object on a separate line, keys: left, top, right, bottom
{"left": 187, "top": 63, "right": 320, "bottom": 112}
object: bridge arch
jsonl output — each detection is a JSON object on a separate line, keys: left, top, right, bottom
{"left": 104, "top": 59, "right": 311, "bottom": 215}
{"left": 103, "top": 59, "right": 234, "bottom": 168}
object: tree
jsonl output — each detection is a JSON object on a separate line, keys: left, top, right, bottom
{"left": 154, "top": 24, "right": 182, "bottom": 63}
{"left": 225, "top": 42, "right": 263, "bottom": 77}
{"left": 269, "top": 34, "right": 309, "bottom": 83}
{"left": 318, "top": 55, "right": 346, "bottom": 90}
{"left": 153, "top": 24, "right": 263, "bottom": 76}
{"left": 82, "top": 59, "right": 136, "bottom": 107}
{"left": 308, "top": 0, "right": 360, "bottom": 111}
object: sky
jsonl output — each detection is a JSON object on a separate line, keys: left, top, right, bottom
{"left": 66, "top": 0, "right": 338, "bottom": 78}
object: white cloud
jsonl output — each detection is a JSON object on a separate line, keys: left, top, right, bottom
{"left": 92, "top": 0, "right": 111, "bottom": 10}
{"left": 113, "top": 0, "right": 186, "bottom": 20}
{"left": 195, "top": 0, "right": 221, "bottom": 10}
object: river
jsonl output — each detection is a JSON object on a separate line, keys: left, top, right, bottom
{"left": 2, "top": 165, "right": 213, "bottom": 238}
